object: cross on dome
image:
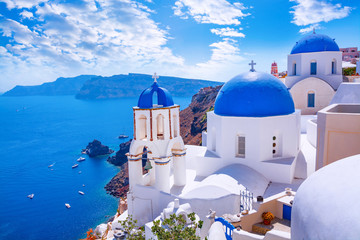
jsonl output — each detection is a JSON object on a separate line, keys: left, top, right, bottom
{"left": 152, "top": 72, "right": 159, "bottom": 83}
{"left": 249, "top": 60, "right": 256, "bottom": 72}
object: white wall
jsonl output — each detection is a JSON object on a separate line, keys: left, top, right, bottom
{"left": 290, "top": 77, "right": 335, "bottom": 115}
{"left": 204, "top": 111, "right": 301, "bottom": 183}
{"left": 306, "top": 118, "right": 317, "bottom": 148}
{"left": 286, "top": 51, "right": 342, "bottom": 90}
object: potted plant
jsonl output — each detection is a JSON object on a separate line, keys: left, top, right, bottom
{"left": 262, "top": 212, "right": 274, "bottom": 225}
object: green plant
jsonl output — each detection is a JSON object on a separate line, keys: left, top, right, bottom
{"left": 119, "top": 215, "right": 145, "bottom": 240}
{"left": 343, "top": 67, "right": 356, "bottom": 76}
{"left": 151, "top": 212, "right": 203, "bottom": 240}
{"left": 200, "top": 106, "right": 214, "bottom": 123}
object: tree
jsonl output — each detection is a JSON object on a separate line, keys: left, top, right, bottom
{"left": 151, "top": 212, "right": 203, "bottom": 240}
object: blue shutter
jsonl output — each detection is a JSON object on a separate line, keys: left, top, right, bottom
{"left": 308, "top": 93, "right": 315, "bottom": 107}
{"left": 310, "top": 62, "right": 317, "bottom": 75}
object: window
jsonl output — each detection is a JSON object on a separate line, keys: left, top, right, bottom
{"left": 237, "top": 136, "right": 245, "bottom": 158}
{"left": 139, "top": 115, "right": 147, "bottom": 140}
{"left": 332, "top": 60, "right": 336, "bottom": 74}
{"left": 310, "top": 61, "right": 317, "bottom": 75}
{"left": 156, "top": 114, "right": 164, "bottom": 140}
{"left": 307, "top": 91, "right": 315, "bottom": 108}
{"left": 293, "top": 63, "right": 297, "bottom": 75}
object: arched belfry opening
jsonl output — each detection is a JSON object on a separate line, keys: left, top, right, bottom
{"left": 156, "top": 114, "right": 164, "bottom": 140}
{"left": 138, "top": 115, "right": 147, "bottom": 140}
{"left": 173, "top": 114, "right": 178, "bottom": 138}
{"left": 152, "top": 91, "right": 158, "bottom": 106}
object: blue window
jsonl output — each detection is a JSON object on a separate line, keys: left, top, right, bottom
{"left": 293, "top": 63, "right": 297, "bottom": 75}
{"left": 332, "top": 61, "right": 336, "bottom": 74}
{"left": 308, "top": 92, "right": 315, "bottom": 107}
{"left": 310, "top": 62, "right": 317, "bottom": 75}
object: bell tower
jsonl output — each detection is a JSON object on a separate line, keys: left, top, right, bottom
{"left": 127, "top": 73, "right": 187, "bottom": 194}
{"left": 271, "top": 61, "right": 279, "bottom": 78}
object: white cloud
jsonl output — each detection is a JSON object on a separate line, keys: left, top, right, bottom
{"left": 1, "top": 0, "right": 44, "bottom": 10}
{"left": 20, "top": 10, "right": 34, "bottom": 19}
{"left": 0, "top": 0, "right": 186, "bottom": 91}
{"left": 298, "top": 23, "right": 321, "bottom": 34}
{"left": 290, "top": 0, "right": 352, "bottom": 30}
{"left": 173, "top": 0, "right": 249, "bottom": 25}
{"left": 177, "top": 38, "right": 247, "bottom": 82}
{"left": 210, "top": 27, "right": 245, "bottom": 38}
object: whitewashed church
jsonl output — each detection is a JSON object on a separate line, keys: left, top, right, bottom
{"left": 285, "top": 30, "right": 343, "bottom": 115}
{"left": 125, "top": 65, "right": 316, "bottom": 235}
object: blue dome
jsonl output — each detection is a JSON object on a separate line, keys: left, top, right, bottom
{"left": 291, "top": 33, "right": 339, "bottom": 54}
{"left": 214, "top": 72, "right": 295, "bottom": 117}
{"left": 138, "top": 82, "right": 174, "bottom": 108}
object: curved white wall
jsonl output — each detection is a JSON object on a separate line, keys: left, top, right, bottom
{"left": 290, "top": 77, "right": 335, "bottom": 115}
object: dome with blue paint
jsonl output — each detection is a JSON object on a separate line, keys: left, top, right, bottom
{"left": 290, "top": 32, "right": 339, "bottom": 54}
{"left": 214, "top": 71, "right": 295, "bottom": 117}
{"left": 138, "top": 81, "right": 174, "bottom": 108}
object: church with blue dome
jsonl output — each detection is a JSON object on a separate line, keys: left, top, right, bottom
{"left": 285, "top": 31, "right": 342, "bottom": 115}
{"left": 203, "top": 69, "right": 302, "bottom": 184}
{"left": 126, "top": 68, "right": 312, "bottom": 231}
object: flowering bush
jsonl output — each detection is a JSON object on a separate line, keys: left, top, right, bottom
{"left": 262, "top": 212, "right": 274, "bottom": 221}
{"left": 80, "top": 229, "right": 96, "bottom": 240}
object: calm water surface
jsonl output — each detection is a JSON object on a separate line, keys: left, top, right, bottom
{"left": 0, "top": 95, "right": 190, "bottom": 240}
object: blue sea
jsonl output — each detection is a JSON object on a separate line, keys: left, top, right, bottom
{"left": 0, "top": 96, "right": 190, "bottom": 240}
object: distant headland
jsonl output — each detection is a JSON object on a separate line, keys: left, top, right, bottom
{"left": 2, "top": 73, "right": 221, "bottom": 99}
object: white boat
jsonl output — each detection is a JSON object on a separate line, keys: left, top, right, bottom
{"left": 72, "top": 164, "right": 79, "bottom": 169}
{"left": 82, "top": 184, "right": 85, "bottom": 187}
{"left": 78, "top": 191, "right": 85, "bottom": 195}
{"left": 78, "top": 171, "right": 82, "bottom": 174}
{"left": 48, "top": 163, "right": 55, "bottom": 168}
{"left": 77, "top": 157, "right": 85, "bottom": 162}
{"left": 118, "top": 134, "right": 129, "bottom": 139}
{"left": 27, "top": 194, "right": 34, "bottom": 199}
{"left": 65, "top": 203, "right": 71, "bottom": 209}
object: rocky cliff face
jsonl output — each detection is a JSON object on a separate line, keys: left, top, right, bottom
{"left": 104, "top": 85, "right": 222, "bottom": 198}
{"left": 179, "top": 85, "right": 222, "bottom": 145}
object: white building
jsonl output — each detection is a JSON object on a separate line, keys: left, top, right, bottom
{"left": 204, "top": 71, "right": 301, "bottom": 184}
{"left": 127, "top": 71, "right": 316, "bottom": 235}
{"left": 285, "top": 31, "right": 342, "bottom": 115}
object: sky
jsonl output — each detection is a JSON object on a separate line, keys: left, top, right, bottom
{"left": 0, "top": 0, "right": 359, "bottom": 92}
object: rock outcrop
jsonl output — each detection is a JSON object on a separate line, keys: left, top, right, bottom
{"left": 105, "top": 163, "right": 130, "bottom": 198}
{"left": 107, "top": 140, "right": 132, "bottom": 166}
{"left": 104, "top": 85, "right": 222, "bottom": 197}
{"left": 83, "top": 139, "right": 114, "bottom": 157}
